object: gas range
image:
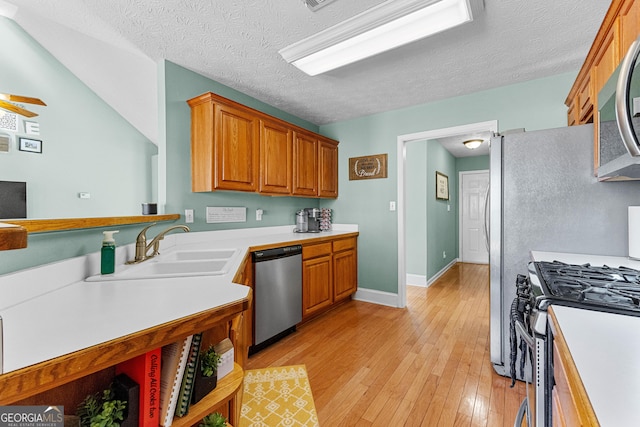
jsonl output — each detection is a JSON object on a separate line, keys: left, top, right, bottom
{"left": 512, "top": 259, "right": 640, "bottom": 426}
{"left": 528, "top": 260, "right": 640, "bottom": 315}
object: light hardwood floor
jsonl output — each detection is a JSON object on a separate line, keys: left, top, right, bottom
{"left": 246, "top": 262, "right": 526, "bottom": 426}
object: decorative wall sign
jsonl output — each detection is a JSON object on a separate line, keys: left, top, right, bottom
{"left": 349, "top": 153, "right": 388, "bottom": 180}
{"left": 18, "top": 137, "right": 42, "bottom": 153}
{"left": 24, "top": 121, "right": 40, "bottom": 135}
{"left": 435, "top": 171, "right": 449, "bottom": 200}
{"left": 0, "top": 111, "right": 18, "bottom": 132}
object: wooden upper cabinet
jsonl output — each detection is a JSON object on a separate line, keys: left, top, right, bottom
{"left": 215, "top": 103, "right": 260, "bottom": 192}
{"left": 293, "top": 131, "right": 318, "bottom": 197}
{"left": 188, "top": 92, "right": 339, "bottom": 198}
{"left": 593, "top": 19, "right": 620, "bottom": 98}
{"left": 260, "top": 119, "right": 292, "bottom": 195}
{"left": 188, "top": 92, "right": 259, "bottom": 192}
{"left": 565, "top": 0, "right": 640, "bottom": 174}
{"left": 620, "top": 0, "right": 640, "bottom": 58}
{"left": 318, "top": 137, "right": 338, "bottom": 198}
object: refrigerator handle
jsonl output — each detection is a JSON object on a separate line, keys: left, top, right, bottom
{"left": 483, "top": 183, "right": 490, "bottom": 252}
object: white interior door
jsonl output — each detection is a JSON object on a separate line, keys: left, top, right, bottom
{"left": 460, "top": 170, "right": 489, "bottom": 264}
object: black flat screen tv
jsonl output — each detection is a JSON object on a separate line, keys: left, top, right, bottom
{"left": 0, "top": 180, "right": 27, "bottom": 219}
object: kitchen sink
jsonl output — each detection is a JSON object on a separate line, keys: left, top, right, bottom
{"left": 120, "top": 259, "right": 229, "bottom": 277}
{"left": 162, "top": 249, "right": 237, "bottom": 261}
{"left": 85, "top": 247, "right": 239, "bottom": 282}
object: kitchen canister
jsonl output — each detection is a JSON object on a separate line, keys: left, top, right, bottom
{"left": 629, "top": 206, "right": 640, "bottom": 259}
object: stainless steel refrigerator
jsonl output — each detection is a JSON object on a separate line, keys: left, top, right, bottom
{"left": 489, "top": 123, "right": 640, "bottom": 377}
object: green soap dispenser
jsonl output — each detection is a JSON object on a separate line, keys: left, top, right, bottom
{"left": 101, "top": 230, "right": 119, "bottom": 275}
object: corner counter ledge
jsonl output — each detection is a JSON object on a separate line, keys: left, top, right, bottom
{"left": 0, "top": 222, "right": 27, "bottom": 251}
{"left": 3, "top": 214, "right": 181, "bottom": 234}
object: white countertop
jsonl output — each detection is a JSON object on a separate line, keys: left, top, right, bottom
{"left": 0, "top": 225, "right": 358, "bottom": 374}
{"left": 531, "top": 250, "right": 640, "bottom": 426}
{"left": 551, "top": 305, "right": 640, "bottom": 427}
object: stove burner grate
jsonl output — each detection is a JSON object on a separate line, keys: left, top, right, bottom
{"left": 535, "top": 261, "right": 640, "bottom": 312}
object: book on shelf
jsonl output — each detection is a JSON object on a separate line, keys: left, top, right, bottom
{"left": 213, "top": 337, "right": 234, "bottom": 380}
{"left": 115, "top": 348, "right": 161, "bottom": 427}
{"left": 159, "top": 335, "right": 193, "bottom": 427}
{"left": 174, "top": 332, "right": 203, "bottom": 417}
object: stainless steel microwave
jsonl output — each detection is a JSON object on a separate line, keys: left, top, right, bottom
{"left": 598, "top": 34, "right": 640, "bottom": 181}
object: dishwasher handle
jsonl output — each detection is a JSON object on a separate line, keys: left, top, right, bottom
{"left": 253, "top": 245, "right": 302, "bottom": 262}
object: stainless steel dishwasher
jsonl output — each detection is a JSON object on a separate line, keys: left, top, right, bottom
{"left": 251, "top": 244, "right": 302, "bottom": 353}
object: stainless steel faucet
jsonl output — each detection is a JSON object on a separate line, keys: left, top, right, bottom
{"left": 127, "top": 223, "right": 190, "bottom": 264}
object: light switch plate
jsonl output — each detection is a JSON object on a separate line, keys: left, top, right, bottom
{"left": 185, "top": 209, "right": 194, "bottom": 223}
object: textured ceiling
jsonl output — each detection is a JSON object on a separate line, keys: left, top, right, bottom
{"left": 7, "top": 0, "right": 610, "bottom": 128}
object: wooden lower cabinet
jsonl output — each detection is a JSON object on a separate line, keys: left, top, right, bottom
{"left": 549, "top": 309, "right": 599, "bottom": 426}
{"left": 302, "top": 236, "right": 358, "bottom": 320}
{"left": 302, "top": 252, "right": 333, "bottom": 317}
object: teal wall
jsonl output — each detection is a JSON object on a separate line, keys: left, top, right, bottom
{"left": 319, "top": 72, "right": 575, "bottom": 294}
{"left": 0, "top": 18, "right": 155, "bottom": 220}
{"left": 405, "top": 142, "right": 427, "bottom": 276}
{"left": 458, "top": 155, "right": 489, "bottom": 172}
{"left": 426, "top": 141, "right": 457, "bottom": 278}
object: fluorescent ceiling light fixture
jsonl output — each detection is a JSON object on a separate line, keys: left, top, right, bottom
{"left": 463, "top": 139, "right": 483, "bottom": 149}
{"left": 280, "top": 0, "right": 484, "bottom": 76}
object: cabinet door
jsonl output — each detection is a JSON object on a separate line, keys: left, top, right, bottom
{"left": 620, "top": 0, "right": 640, "bottom": 57}
{"left": 214, "top": 103, "right": 259, "bottom": 191}
{"left": 333, "top": 248, "right": 357, "bottom": 301}
{"left": 318, "top": 138, "right": 338, "bottom": 198}
{"left": 302, "top": 255, "right": 333, "bottom": 318}
{"left": 260, "top": 119, "right": 292, "bottom": 195}
{"left": 293, "top": 131, "right": 318, "bottom": 196}
{"left": 593, "top": 19, "right": 620, "bottom": 96}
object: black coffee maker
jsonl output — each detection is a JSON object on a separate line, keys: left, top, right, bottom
{"left": 304, "top": 208, "right": 321, "bottom": 232}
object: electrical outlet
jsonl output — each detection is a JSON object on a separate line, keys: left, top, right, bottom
{"left": 443, "top": 251, "right": 446, "bottom": 259}
{"left": 256, "top": 209, "right": 263, "bottom": 221}
{"left": 390, "top": 201, "right": 396, "bottom": 211}
{"left": 185, "top": 209, "right": 194, "bottom": 223}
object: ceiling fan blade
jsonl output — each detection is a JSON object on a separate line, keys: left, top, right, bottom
{"left": 0, "top": 93, "right": 46, "bottom": 106}
{"left": 0, "top": 100, "right": 38, "bottom": 117}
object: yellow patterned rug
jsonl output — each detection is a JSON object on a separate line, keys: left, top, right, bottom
{"left": 240, "top": 365, "right": 319, "bottom": 427}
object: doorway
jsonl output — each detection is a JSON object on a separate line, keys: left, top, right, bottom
{"left": 459, "top": 170, "right": 489, "bottom": 264}
{"left": 396, "top": 120, "right": 497, "bottom": 308}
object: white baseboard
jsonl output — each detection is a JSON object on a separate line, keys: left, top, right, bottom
{"left": 354, "top": 259, "right": 459, "bottom": 308}
{"left": 426, "top": 258, "right": 458, "bottom": 287}
{"left": 406, "top": 274, "right": 427, "bottom": 288}
{"left": 406, "top": 259, "right": 458, "bottom": 289}
{"left": 353, "top": 288, "right": 400, "bottom": 307}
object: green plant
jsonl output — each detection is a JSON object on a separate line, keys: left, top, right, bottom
{"left": 199, "top": 412, "right": 226, "bottom": 427}
{"left": 199, "top": 345, "right": 222, "bottom": 377}
{"left": 77, "top": 389, "right": 126, "bottom": 427}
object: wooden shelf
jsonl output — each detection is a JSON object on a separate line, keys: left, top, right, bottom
{"left": 3, "top": 214, "right": 180, "bottom": 233}
{"left": 0, "top": 223, "right": 27, "bottom": 251}
{"left": 171, "top": 363, "right": 244, "bottom": 427}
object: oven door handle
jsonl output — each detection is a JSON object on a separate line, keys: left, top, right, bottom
{"left": 515, "top": 319, "right": 534, "bottom": 350}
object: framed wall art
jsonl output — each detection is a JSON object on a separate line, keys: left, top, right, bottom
{"left": 18, "top": 137, "right": 42, "bottom": 153}
{"left": 435, "top": 171, "right": 449, "bottom": 200}
{"left": 349, "top": 153, "right": 388, "bottom": 180}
